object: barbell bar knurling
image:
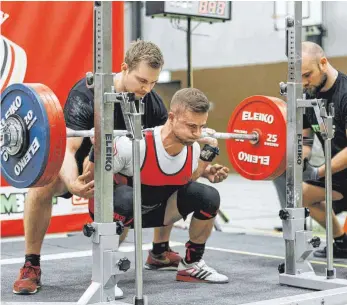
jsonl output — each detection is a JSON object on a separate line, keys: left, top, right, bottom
{"left": 66, "top": 129, "right": 259, "bottom": 141}
{"left": 3, "top": 126, "right": 313, "bottom": 146}
{"left": 66, "top": 130, "right": 129, "bottom": 138}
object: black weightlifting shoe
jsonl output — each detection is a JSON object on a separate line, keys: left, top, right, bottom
{"left": 313, "top": 243, "right": 347, "bottom": 259}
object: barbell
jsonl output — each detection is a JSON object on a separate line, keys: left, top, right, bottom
{"left": 0, "top": 83, "right": 312, "bottom": 188}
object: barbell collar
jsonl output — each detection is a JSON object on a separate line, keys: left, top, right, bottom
{"left": 1, "top": 115, "right": 27, "bottom": 156}
{"left": 0, "top": 133, "right": 10, "bottom": 148}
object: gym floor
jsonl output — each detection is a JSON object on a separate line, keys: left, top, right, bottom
{"left": 2, "top": 175, "right": 347, "bottom": 305}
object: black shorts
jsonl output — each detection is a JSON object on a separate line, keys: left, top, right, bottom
{"left": 89, "top": 181, "right": 219, "bottom": 228}
{"left": 89, "top": 203, "right": 168, "bottom": 228}
{"left": 306, "top": 175, "right": 347, "bottom": 214}
{"left": 89, "top": 183, "right": 181, "bottom": 228}
{"left": 133, "top": 202, "right": 168, "bottom": 228}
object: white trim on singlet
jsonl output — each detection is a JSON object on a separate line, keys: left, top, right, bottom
{"left": 113, "top": 126, "right": 200, "bottom": 177}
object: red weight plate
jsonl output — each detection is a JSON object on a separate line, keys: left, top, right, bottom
{"left": 267, "top": 101, "right": 287, "bottom": 180}
{"left": 226, "top": 95, "right": 286, "bottom": 180}
{"left": 27, "top": 84, "right": 66, "bottom": 186}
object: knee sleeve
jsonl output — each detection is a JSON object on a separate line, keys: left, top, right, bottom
{"left": 177, "top": 182, "right": 220, "bottom": 220}
{"left": 113, "top": 185, "right": 134, "bottom": 226}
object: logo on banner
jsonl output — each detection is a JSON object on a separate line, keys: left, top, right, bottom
{"left": 1, "top": 192, "right": 57, "bottom": 215}
{"left": 0, "top": 10, "right": 28, "bottom": 92}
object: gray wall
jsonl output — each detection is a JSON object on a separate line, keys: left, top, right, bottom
{"left": 124, "top": 2, "right": 133, "bottom": 51}
{"left": 124, "top": 1, "right": 347, "bottom": 71}
{"left": 323, "top": 1, "right": 347, "bottom": 57}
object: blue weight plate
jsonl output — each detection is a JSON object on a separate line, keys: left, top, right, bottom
{"left": 1, "top": 83, "right": 53, "bottom": 188}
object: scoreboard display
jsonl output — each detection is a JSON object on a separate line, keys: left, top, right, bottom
{"left": 146, "top": 1, "right": 232, "bottom": 22}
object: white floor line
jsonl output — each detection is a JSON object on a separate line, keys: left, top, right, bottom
{"left": 3, "top": 240, "right": 347, "bottom": 269}
{"left": 1, "top": 233, "right": 69, "bottom": 243}
{"left": 1, "top": 250, "right": 92, "bottom": 265}
{"left": 205, "top": 245, "right": 347, "bottom": 269}
{"left": 0, "top": 241, "right": 184, "bottom": 266}
{"left": 1, "top": 301, "right": 133, "bottom": 305}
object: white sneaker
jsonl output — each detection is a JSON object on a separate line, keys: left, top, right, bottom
{"left": 176, "top": 259, "right": 229, "bottom": 283}
{"left": 115, "top": 284, "right": 124, "bottom": 299}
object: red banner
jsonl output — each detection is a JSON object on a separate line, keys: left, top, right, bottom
{"left": 1, "top": 1, "right": 124, "bottom": 187}
{"left": 1, "top": 2, "right": 124, "bottom": 236}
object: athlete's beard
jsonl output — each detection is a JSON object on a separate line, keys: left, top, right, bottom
{"left": 304, "top": 72, "right": 328, "bottom": 97}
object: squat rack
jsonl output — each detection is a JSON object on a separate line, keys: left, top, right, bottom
{"left": 246, "top": 2, "right": 347, "bottom": 304}
{"left": 78, "top": 2, "right": 146, "bottom": 305}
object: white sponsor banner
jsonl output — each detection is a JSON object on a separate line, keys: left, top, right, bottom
{"left": 0, "top": 186, "right": 89, "bottom": 221}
